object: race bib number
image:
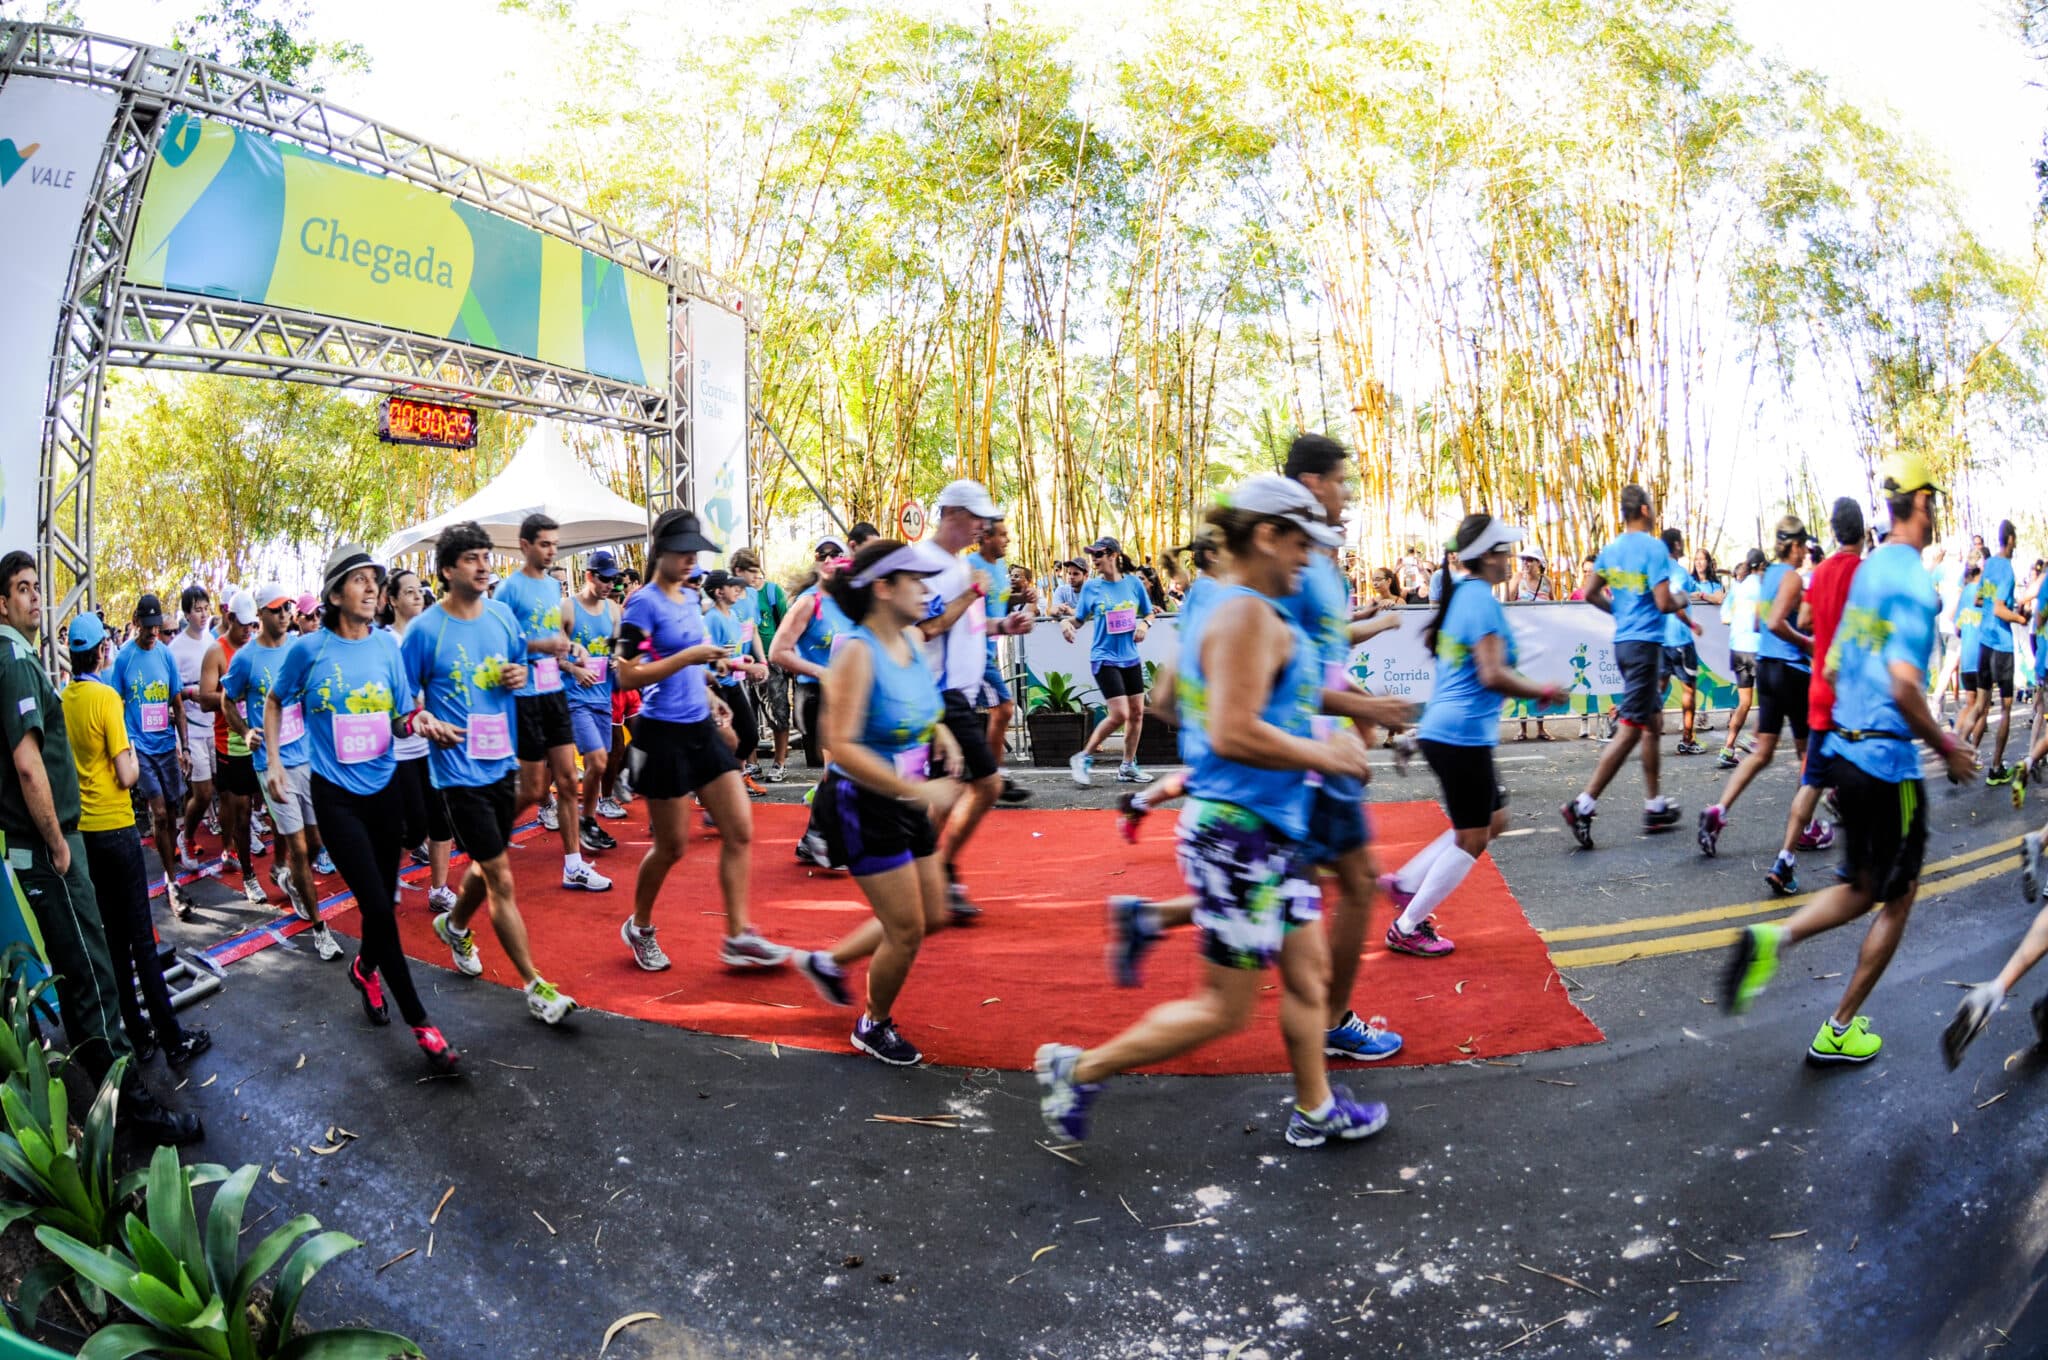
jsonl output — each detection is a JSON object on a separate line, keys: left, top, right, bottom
{"left": 533, "top": 656, "right": 563, "bottom": 693}
{"left": 279, "top": 702, "right": 305, "bottom": 746}
{"left": 1305, "top": 715, "right": 1337, "bottom": 789}
{"left": 893, "top": 746, "right": 930, "bottom": 782}
{"left": 1105, "top": 605, "right": 1137, "bottom": 635}
{"left": 467, "top": 712, "right": 513, "bottom": 761}
{"left": 584, "top": 656, "right": 607, "bottom": 685}
{"left": 1324, "top": 661, "right": 1348, "bottom": 691}
{"left": 236, "top": 700, "right": 249, "bottom": 725}
{"left": 139, "top": 701, "right": 170, "bottom": 734}
{"left": 332, "top": 712, "right": 391, "bottom": 766}
{"left": 966, "top": 599, "right": 987, "bottom": 638}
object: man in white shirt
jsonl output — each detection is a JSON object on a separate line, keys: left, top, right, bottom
{"left": 166, "top": 585, "right": 218, "bottom": 869}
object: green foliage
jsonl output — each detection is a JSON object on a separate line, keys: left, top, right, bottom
{"left": 170, "top": 0, "right": 368, "bottom": 92}
{"left": 1024, "top": 670, "right": 1094, "bottom": 715}
{"left": 37, "top": 1148, "right": 423, "bottom": 1360}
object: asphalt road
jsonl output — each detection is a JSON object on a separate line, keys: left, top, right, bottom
{"left": 132, "top": 724, "right": 2048, "bottom": 1359}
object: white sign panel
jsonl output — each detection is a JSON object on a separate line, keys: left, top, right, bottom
{"left": 687, "top": 298, "right": 750, "bottom": 557}
{"left": 0, "top": 76, "right": 118, "bottom": 558}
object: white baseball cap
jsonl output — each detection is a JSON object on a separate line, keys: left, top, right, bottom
{"left": 934, "top": 479, "right": 1004, "bottom": 520}
{"left": 225, "top": 589, "right": 259, "bottom": 625}
{"left": 1227, "top": 474, "right": 1343, "bottom": 549}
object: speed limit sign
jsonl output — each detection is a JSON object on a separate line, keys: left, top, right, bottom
{"left": 898, "top": 500, "right": 926, "bottom": 541}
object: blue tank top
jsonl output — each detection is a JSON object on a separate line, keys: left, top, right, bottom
{"left": 1177, "top": 584, "right": 1321, "bottom": 842}
{"left": 567, "top": 597, "right": 615, "bottom": 709}
{"left": 831, "top": 625, "right": 943, "bottom": 772}
{"left": 1755, "top": 563, "right": 1807, "bottom": 669}
{"left": 793, "top": 587, "right": 854, "bottom": 678}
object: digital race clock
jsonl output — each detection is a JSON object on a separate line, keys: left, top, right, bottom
{"left": 378, "top": 395, "right": 479, "bottom": 450}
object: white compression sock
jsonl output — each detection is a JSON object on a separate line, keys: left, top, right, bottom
{"left": 564, "top": 852, "right": 584, "bottom": 873}
{"left": 1398, "top": 847, "right": 1477, "bottom": 934}
{"left": 1394, "top": 830, "right": 1457, "bottom": 894}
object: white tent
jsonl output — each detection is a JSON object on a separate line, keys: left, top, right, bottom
{"left": 375, "top": 422, "right": 648, "bottom": 560}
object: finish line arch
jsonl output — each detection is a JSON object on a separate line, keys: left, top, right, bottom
{"left": 0, "top": 21, "right": 758, "bottom": 650}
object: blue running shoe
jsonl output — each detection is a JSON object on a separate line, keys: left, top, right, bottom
{"left": 1035, "top": 1042, "right": 1101, "bottom": 1143}
{"left": 1324, "top": 1010, "right": 1403, "bottom": 1061}
{"left": 1284, "top": 1086, "right": 1389, "bottom": 1148}
{"left": 1107, "top": 895, "right": 1161, "bottom": 988}
{"left": 311, "top": 848, "right": 337, "bottom": 877}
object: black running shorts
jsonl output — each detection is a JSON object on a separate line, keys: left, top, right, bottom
{"left": 443, "top": 773, "right": 517, "bottom": 863}
{"left": 517, "top": 691, "right": 575, "bottom": 761}
{"left": 1754, "top": 657, "right": 1812, "bottom": 743}
{"left": 1094, "top": 663, "right": 1146, "bottom": 700}
{"left": 1421, "top": 738, "right": 1508, "bottom": 831}
{"left": 940, "top": 690, "right": 1000, "bottom": 782}
{"left": 1731, "top": 651, "right": 1756, "bottom": 689}
{"left": 1978, "top": 646, "right": 2016, "bottom": 699}
{"left": 1613, "top": 640, "right": 1664, "bottom": 727}
{"left": 1833, "top": 761, "right": 1927, "bottom": 902}
{"left": 632, "top": 715, "right": 740, "bottom": 801}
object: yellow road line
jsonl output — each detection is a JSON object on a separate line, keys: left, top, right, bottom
{"left": 1538, "top": 834, "right": 2023, "bottom": 944}
{"left": 1549, "top": 856, "right": 2020, "bottom": 969}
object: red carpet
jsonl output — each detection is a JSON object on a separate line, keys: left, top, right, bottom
{"left": 214, "top": 796, "right": 1598, "bottom": 1074}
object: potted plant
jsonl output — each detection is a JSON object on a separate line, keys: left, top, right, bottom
{"left": 1134, "top": 660, "right": 1179, "bottom": 765}
{"left": 1024, "top": 670, "right": 1096, "bottom": 767}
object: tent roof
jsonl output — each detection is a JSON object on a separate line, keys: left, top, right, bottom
{"left": 375, "top": 424, "right": 648, "bottom": 560}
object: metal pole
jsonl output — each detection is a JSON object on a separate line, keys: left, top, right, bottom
{"left": 753, "top": 408, "right": 846, "bottom": 535}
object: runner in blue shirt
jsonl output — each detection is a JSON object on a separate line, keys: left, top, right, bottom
{"left": 269, "top": 543, "right": 465, "bottom": 1073}
{"left": 1727, "top": 456, "right": 1973, "bottom": 1066}
{"left": 1061, "top": 537, "right": 1154, "bottom": 785}
{"left": 566, "top": 549, "right": 625, "bottom": 841}
{"left": 1660, "top": 529, "right": 1719, "bottom": 755}
{"left": 703, "top": 569, "right": 771, "bottom": 794}
{"left": 1564, "top": 484, "right": 1691, "bottom": 847}
{"left": 964, "top": 518, "right": 1029, "bottom": 805}
{"left": 1975, "top": 522, "right": 2026, "bottom": 785}
{"left": 109, "top": 595, "right": 191, "bottom": 910}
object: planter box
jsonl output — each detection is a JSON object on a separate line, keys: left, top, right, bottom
{"left": 1027, "top": 711, "right": 1090, "bottom": 767}
{"left": 1135, "top": 715, "right": 1180, "bottom": 766}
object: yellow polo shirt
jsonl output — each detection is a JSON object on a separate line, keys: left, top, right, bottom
{"left": 62, "top": 678, "right": 135, "bottom": 833}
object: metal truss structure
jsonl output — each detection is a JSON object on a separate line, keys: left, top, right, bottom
{"left": 0, "top": 20, "right": 760, "bottom": 642}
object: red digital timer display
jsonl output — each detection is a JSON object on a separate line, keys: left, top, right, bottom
{"left": 378, "top": 395, "right": 479, "bottom": 450}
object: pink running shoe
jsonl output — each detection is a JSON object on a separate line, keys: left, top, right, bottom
{"left": 1795, "top": 821, "right": 1835, "bottom": 852}
{"left": 412, "top": 1024, "right": 461, "bottom": 1073}
{"left": 1386, "top": 918, "right": 1455, "bottom": 957}
{"left": 1376, "top": 872, "right": 1416, "bottom": 916}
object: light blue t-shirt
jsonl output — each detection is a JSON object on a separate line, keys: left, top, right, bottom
{"left": 1955, "top": 584, "right": 1982, "bottom": 673}
{"left": 494, "top": 571, "right": 567, "bottom": 696}
{"left": 1663, "top": 563, "right": 1699, "bottom": 648}
{"left": 1074, "top": 576, "right": 1152, "bottom": 668}
{"left": 109, "top": 640, "right": 183, "bottom": 757}
{"left": 1418, "top": 578, "right": 1516, "bottom": 748}
{"left": 704, "top": 606, "right": 748, "bottom": 689}
{"left": 1727, "top": 574, "right": 1763, "bottom": 653}
{"left": 1286, "top": 552, "right": 1364, "bottom": 803}
{"left": 1823, "top": 544, "right": 1936, "bottom": 783}
{"left": 790, "top": 586, "right": 854, "bottom": 681}
{"left": 620, "top": 583, "right": 711, "bottom": 724}
{"left": 1979, "top": 555, "right": 2017, "bottom": 653}
{"left": 567, "top": 597, "right": 616, "bottom": 711}
{"left": 222, "top": 636, "right": 305, "bottom": 773}
{"left": 1594, "top": 531, "right": 1670, "bottom": 644}
{"left": 398, "top": 601, "right": 525, "bottom": 790}
{"left": 1755, "top": 563, "right": 1807, "bottom": 669}
{"left": 271, "top": 627, "right": 413, "bottom": 796}
{"left": 965, "top": 551, "right": 1010, "bottom": 658}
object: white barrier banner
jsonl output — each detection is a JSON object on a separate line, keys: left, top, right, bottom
{"left": 687, "top": 298, "right": 750, "bottom": 555}
{"left": 0, "top": 76, "right": 118, "bottom": 557}
{"left": 1015, "top": 601, "right": 1738, "bottom": 718}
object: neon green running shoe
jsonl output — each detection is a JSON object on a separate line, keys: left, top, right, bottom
{"left": 1807, "top": 1015, "right": 1882, "bottom": 1064}
{"left": 1721, "top": 923, "right": 1781, "bottom": 1015}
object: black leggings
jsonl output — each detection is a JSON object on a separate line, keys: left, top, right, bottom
{"left": 393, "top": 755, "right": 453, "bottom": 847}
{"left": 720, "top": 685, "right": 758, "bottom": 766}
{"left": 80, "top": 826, "right": 185, "bottom": 1050}
{"left": 799, "top": 683, "right": 822, "bottom": 767}
{"left": 310, "top": 773, "right": 428, "bottom": 1027}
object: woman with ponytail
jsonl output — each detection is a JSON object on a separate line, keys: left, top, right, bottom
{"left": 1381, "top": 515, "right": 1565, "bottom": 957}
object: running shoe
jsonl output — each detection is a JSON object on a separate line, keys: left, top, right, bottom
{"left": 537, "top": 799, "right": 560, "bottom": 831}
{"left": 946, "top": 880, "right": 983, "bottom": 924}
{"left": 1115, "top": 763, "right": 1153, "bottom": 784}
{"left": 1284, "top": 1087, "right": 1390, "bottom": 1148}
{"left": 579, "top": 818, "right": 616, "bottom": 853}
{"left": 251, "top": 809, "right": 271, "bottom": 835}
{"left": 202, "top": 806, "right": 221, "bottom": 837}
{"left": 621, "top": 918, "right": 671, "bottom": 971}
{"left": 163, "top": 1029, "right": 212, "bottom": 1068}
{"left": 1988, "top": 764, "right": 2016, "bottom": 788}
{"left": 2016, "top": 761, "right": 2030, "bottom": 811}
{"left": 720, "top": 932, "right": 791, "bottom": 968}
{"left": 427, "top": 885, "right": 458, "bottom": 913}
{"left": 1675, "top": 740, "right": 1705, "bottom": 756}
{"left": 999, "top": 776, "right": 1032, "bottom": 804}
{"left": 766, "top": 765, "right": 787, "bottom": 784}
{"left": 1721, "top": 922, "right": 1781, "bottom": 1014}
{"left": 1764, "top": 854, "right": 1800, "bottom": 897}
{"left": 1643, "top": 803, "right": 1682, "bottom": 834}
{"left": 413, "top": 1025, "right": 461, "bottom": 1073}
{"left": 743, "top": 762, "right": 761, "bottom": 778}
{"left": 349, "top": 956, "right": 388, "bottom": 1026}
{"left": 433, "top": 910, "right": 482, "bottom": 978}
{"left": 1697, "top": 805, "right": 1726, "bottom": 858}
{"left": 1807, "top": 1015, "right": 1881, "bottom": 1065}
{"left": 1715, "top": 747, "right": 1741, "bottom": 770}
{"left": 1106, "top": 895, "right": 1160, "bottom": 988}
{"left": 2023, "top": 831, "right": 2044, "bottom": 906}
{"left": 1034, "top": 1042, "right": 1099, "bottom": 1142}
{"left": 1115, "top": 792, "right": 1149, "bottom": 845}
{"left": 852, "top": 1014, "right": 921, "bottom": 1066}
{"left": 1794, "top": 821, "right": 1835, "bottom": 852}
{"left": 1561, "top": 801, "right": 1595, "bottom": 849}
{"left": 310, "top": 926, "right": 343, "bottom": 962}
{"left": 175, "top": 834, "right": 204, "bottom": 873}
{"left": 744, "top": 775, "right": 768, "bottom": 798}
{"left": 408, "top": 842, "right": 432, "bottom": 868}
{"left": 797, "top": 950, "right": 852, "bottom": 1007}
{"left": 167, "top": 886, "right": 196, "bottom": 924}
{"left": 1375, "top": 872, "right": 1416, "bottom": 917}
{"left": 1385, "top": 919, "right": 1454, "bottom": 957}
{"left": 1069, "top": 752, "right": 1094, "bottom": 787}
{"left": 596, "top": 796, "right": 628, "bottom": 820}
{"left": 272, "top": 861, "right": 298, "bottom": 906}
{"left": 311, "top": 848, "right": 337, "bottom": 877}
{"left": 1818, "top": 786, "right": 1840, "bottom": 823}
{"left": 563, "top": 862, "right": 613, "bottom": 892}
{"left": 1943, "top": 984, "right": 2001, "bottom": 1071}
{"left": 1324, "top": 1011, "right": 1403, "bottom": 1062}
{"left": 525, "top": 978, "right": 576, "bottom": 1025}
{"left": 794, "top": 832, "right": 837, "bottom": 871}
{"left": 241, "top": 875, "right": 267, "bottom": 905}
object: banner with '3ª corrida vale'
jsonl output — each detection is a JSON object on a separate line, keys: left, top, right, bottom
{"left": 125, "top": 113, "right": 669, "bottom": 389}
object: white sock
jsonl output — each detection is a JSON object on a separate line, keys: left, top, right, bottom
{"left": 1298, "top": 1095, "right": 1335, "bottom": 1120}
{"left": 1398, "top": 847, "right": 1477, "bottom": 934}
{"left": 1646, "top": 795, "right": 1668, "bottom": 812}
{"left": 1575, "top": 792, "right": 1597, "bottom": 815}
{"left": 564, "top": 852, "right": 584, "bottom": 874}
{"left": 1394, "top": 830, "right": 1457, "bottom": 893}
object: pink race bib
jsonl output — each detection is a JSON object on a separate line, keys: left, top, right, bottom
{"left": 533, "top": 656, "right": 563, "bottom": 693}
{"left": 585, "top": 656, "right": 607, "bottom": 684}
{"left": 278, "top": 702, "right": 305, "bottom": 746}
{"left": 140, "top": 701, "right": 170, "bottom": 734}
{"left": 1105, "top": 605, "right": 1137, "bottom": 635}
{"left": 467, "top": 712, "right": 513, "bottom": 761}
{"left": 893, "top": 747, "right": 930, "bottom": 782}
{"left": 332, "top": 712, "right": 391, "bottom": 766}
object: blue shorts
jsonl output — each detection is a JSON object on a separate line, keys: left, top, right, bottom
{"left": 980, "top": 655, "right": 1012, "bottom": 705}
{"left": 1802, "top": 727, "right": 1834, "bottom": 788}
{"left": 134, "top": 746, "right": 184, "bottom": 809}
{"left": 1301, "top": 789, "right": 1371, "bottom": 865}
{"left": 569, "top": 703, "right": 612, "bottom": 756}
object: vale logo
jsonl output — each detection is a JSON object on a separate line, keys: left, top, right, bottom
{"left": 0, "top": 138, "right": 38, "bottom": 188}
